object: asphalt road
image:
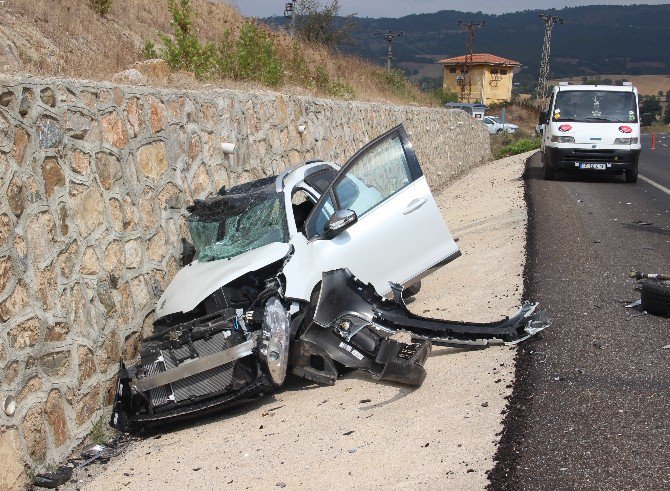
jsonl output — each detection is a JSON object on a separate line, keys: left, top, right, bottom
{"left": 489, "top": 137, "right": 670, "bottom": 490}
{"left": 641, "top": 133, "right": 670, "bottom": 191}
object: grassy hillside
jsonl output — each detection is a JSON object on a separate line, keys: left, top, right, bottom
{"left": 0, "top": 0, "right": 432, "bottom": 105}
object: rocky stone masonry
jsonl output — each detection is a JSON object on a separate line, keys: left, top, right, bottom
{"left": 0, "top": 74, "right": 489, "bottom": 488}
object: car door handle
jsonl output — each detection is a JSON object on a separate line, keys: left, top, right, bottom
{"left": 403, "top": 198, "right": 427, "bottom": 215}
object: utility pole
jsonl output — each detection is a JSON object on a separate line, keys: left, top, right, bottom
{"left": 375, "top": 30, "right": 403, "bottom": 72}
{"left": 284, "top": 1, "right": 296, "bottom": 38}
{"left": 457, "top": 20, "right": 485, "bottom": 103}
{"left": 536, "top": 14, "right": 564, "bottom": 104}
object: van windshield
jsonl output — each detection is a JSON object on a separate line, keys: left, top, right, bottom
{"left": 552, "top": 90, "right": 638, "bottom": 123}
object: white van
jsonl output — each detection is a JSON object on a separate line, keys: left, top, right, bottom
{"left": 539, "top": 83, "right": 641, "bottom": 182}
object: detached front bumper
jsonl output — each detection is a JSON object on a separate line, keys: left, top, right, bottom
{"left": 292, "top": 269, "right": 550, "bottom": 387}
{"left": 545, "top": 147, "right": 640, "bottom": 172}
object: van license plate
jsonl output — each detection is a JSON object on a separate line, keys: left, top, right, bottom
{"left": 578, "top": 163, "right": 607, "bottom": 170}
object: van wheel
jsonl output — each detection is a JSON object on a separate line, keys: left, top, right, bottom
{"left": 625, "top": 169, "right": 638, "bottom": 183}
{"left": 543, "top": 161, "right": 554, "bottom": 180}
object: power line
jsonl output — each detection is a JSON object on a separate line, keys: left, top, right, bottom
{"left": 374, "top": 30, "right": 404, "bottom": 72}
{"left": 395, "top": 35, "right": 436, "bottom": 59}
{"left": 536, "top": 14, "right": 564, "bottom": 103}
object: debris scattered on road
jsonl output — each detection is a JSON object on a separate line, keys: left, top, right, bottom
{"left": 629, "top": 269, "right": 670, "bottom": 281}
{"left": 630, "top": 220, "right": 653, "bottom": 226}
{"left": 33, "top": 466, "right": 73, "bottom": 489}
{"left": 627, "top": 270, "right": 670, "bottom": 317}
{"left": 77, "top": 444, "right": 120, "bottom": 469}
{"left": 625, "top": 299, "right": 642, "bottom": 308}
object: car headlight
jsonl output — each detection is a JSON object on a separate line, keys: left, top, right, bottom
{"left": 551, "top": 136, "right": 575, "bottom": 143}
{"left": 613, "top": 137, "right": 638, "bottom": 145}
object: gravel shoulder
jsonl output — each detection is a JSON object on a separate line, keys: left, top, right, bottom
{"left": 76, "top": 151, "right": 533, "bottom": 491}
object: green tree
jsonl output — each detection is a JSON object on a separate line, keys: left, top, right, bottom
{"left": 664, "top": 105, "right": 670, "bottom": 124}
{"left": 432, "top": 87, "right": 459, "bottom": 105}
{"left": 217, "top": 23, "right": 284, "bottom": 87}
{"left": 294, "top": 0, "right": 358, "bottom": 50}
{"left": 155, "top": 0, "right": 216, "bottom": 78}
{"left": 640, "top": 95, "right": 662, "bottom": 119}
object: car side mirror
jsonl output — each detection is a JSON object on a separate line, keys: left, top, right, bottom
{"left": 323, "top": 209, "right": 357, "bottom": 239}
{"left": 539, "top": 111, "right": 549, "bottom": 124}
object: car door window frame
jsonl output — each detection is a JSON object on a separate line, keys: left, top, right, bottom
{"left": 303, "top": 125, "right": 422, "bottom": 240}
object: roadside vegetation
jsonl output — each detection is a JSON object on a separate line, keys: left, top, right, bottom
{"left": 0, "top": 0, "right": 433, "bottom": 105}
{"left": 486, "top": 99, "right": 542, "bottom": 159}
{"left": 141, "top": 0, "right": 430, "bottom": 103}
{"left": 89, "top": 0, "right": 113, "bottom": 16}
{"left": 493, "top": 133, "right": 542, "bottom": 159}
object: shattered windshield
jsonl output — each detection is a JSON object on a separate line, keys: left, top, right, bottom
{"left": 552, "top": 90, "right": 638, "bottom": 123}
{"left": 187, "top": 177, "right": 288, "bottom": 263}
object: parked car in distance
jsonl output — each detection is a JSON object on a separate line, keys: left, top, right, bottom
{"left": 483, "top": 116, "right": 518, "bottom": 134}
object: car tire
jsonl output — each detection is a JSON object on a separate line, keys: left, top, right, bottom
{"left": 496, "top": 129, "right": 503, "bottom": 134}
{"left": 402, "top": 281, "right": 422, "bottom": 298}
{"left": 543, "top": 159, "right": 554, "bottom": 180}
{"left": 641, "top": 279, "right": 670, "bottom": 317}
{"left": 625, "top": 168, "right": 638, "bottom": 183}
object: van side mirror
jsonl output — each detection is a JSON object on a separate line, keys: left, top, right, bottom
{"left": 539, "top": 111, "right": 549, "bottom": 124}
{"left": 323, "top": 209, "right": 357, "bottom": 239}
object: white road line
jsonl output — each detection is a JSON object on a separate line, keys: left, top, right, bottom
{"left": 640, "top": 175, "right": 670, "bottom": 196}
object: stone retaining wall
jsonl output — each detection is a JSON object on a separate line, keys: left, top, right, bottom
{"left": 0, "top": 74, "right": 489, "bottom": 489}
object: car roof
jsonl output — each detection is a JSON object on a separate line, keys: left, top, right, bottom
{"left": 279, "top": 161, "right": 341, "bottom": 193}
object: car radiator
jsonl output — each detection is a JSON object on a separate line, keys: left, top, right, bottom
{"left": 142, "top": 330, "right": 236, "bottom": 409}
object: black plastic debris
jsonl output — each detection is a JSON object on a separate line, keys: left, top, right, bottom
{"left": 33, "top": 466, "right": 73, "bottom": 489}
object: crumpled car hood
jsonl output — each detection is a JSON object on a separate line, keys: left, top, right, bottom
{"left": 155, "top": 242, "right": 291, "bottom": 319}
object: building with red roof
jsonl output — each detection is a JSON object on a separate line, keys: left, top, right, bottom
{"left": 439, "top": 53, "right": 522, "bottom": 104}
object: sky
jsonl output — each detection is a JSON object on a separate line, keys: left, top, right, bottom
{"left": 225, "top": 0, "right": 668, "bottom": 18}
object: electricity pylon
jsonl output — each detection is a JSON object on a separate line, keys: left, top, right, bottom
{"left": 536, "top": 14, "right": 564, "bottom": 103}
{"left": 457, "top": 20, "right": 485, "bottom": 102}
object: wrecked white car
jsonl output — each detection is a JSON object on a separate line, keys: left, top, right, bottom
{"left": 111, "top": 125, "right": 549, "bottom": 432}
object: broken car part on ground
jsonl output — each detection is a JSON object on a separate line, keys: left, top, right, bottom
{"left": 111, "top": 125, "right": 550, "bottom": 432}
{"left": 629, "top": 270, "right": 670, "bottom": 317}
